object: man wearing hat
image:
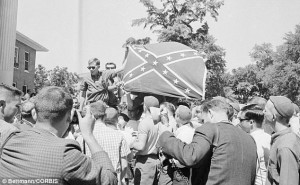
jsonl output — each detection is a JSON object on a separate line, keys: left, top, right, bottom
{"left": 264, "top": 96, "right": 300, "bottom": 185}
{"left": 172, "top": 105, "right": 195, "bottom": 184}
{"left": 131, "top": 96, "right": 160, "bottom": 185}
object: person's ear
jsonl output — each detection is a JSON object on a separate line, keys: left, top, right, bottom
{"left": 31, "top": 108, "right": 37, "bottom": 121}
{"left": 208, "top": 109, "right": 213, "bottom": 119}
{"left": 0, "top": 100, "right": 6, "bottom": 108}
{"left": 272, "top": 114, "right": 276, "bottom": 122}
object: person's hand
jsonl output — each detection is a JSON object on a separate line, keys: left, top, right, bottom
{"left": 77, "top": 105, "right": 95, "bottom": 138}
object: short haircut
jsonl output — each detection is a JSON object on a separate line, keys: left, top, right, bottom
{"left": 88, "top": 58, "right": 100, "bottom": 66}
{"left": 201, "top": 99, "right": 233, "bottom": 119}
{"left": 34, "top": 86, "right": 73, "bottom": 122}
{"left": 105, "top": 62, "right": 116, "bottom": 69}
{"left": 241, "top": 104, "right": 264, "bottom": 127}
{"left": 0, "top": 83, "right": 23, "bottom": 102}
{"left": 161, "top": 102, "right": 176, "bottom": 116}
{"left": 89, "top": 101, "right": 106, "bottom": 120}
{"left": 21, "top": 98, "right": 35, "bottom": 118}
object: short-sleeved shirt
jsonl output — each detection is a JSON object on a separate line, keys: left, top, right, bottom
{"left": 80, "top": 70, "right": 117, "bottom": 104}
{"left": 250, "top": 129, "right": 271, "bottom": 185}
{"left": 137, "top": 116, "right": 159, "bottom": 156}
{"left": 84, "top": 123, "right": 130, "bottom": 171}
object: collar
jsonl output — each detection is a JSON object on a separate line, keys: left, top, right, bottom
{"left": 271, "top": 128, "right": 291, "bottom": 145}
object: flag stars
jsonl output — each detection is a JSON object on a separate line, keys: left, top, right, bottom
{"left": 173, "top": 79, "right": 179, "bottom": 84}
{"left": 153, "top": 61, "right": 158, "bottom": 66}
{"left": 166, "top": 56, "right": 172, "bottom": 61}
{"left": 163, "top": 70, "right": 168, "bottom": 75}
{"left": 145, "top": 53, "right": 149, "bottom": 58}
{"left": 129, "top": 73, "right": 133, "bottom": 78}
{"left": 141, "top": 67, "right": 146, "bottom": 72}
{"left": 185, "top": 88, "right": 191, "bottom": 94}
{"left": 180, "top": 53, "right": 185, "bottom": 57}
{"left": 193, "top": 52, "right": 199, "bottom": 55}
{"left": 138, "top": 50, "right": 143, "bottom": 53}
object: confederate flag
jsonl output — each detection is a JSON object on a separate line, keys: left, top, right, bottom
{"left": 122, "top": 42, "right": 207, "bottom": 99}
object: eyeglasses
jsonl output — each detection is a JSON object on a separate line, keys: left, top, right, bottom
{"left": 87, "top": 66, "right": 96, "bottom": 70}
{"left": 238, "top": 118, "right": 249, "bottom": 122}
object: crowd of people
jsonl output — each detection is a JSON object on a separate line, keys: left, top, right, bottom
{"left": 0, "top": 57, "right": 300, "bottom": 185}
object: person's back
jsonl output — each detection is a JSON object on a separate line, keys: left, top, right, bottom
{"left": 191, "top": 122, "right": 257, "bottom": 185}
{"left": 1, "top": 128, "right": 88, "bottom": 180}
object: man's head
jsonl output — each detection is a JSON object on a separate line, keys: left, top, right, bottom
{"left": 104, "top": 107, "right": 119, "bottom": 126}
{"left": 199, "top": 99, "right": 232, "bottom": 124}
{"left": 105, "top": 62, "right": 116, "bottom": 70}
{"left": 160, "top": 102, "right": 175, "bottom": 117}
{"left": 21, "top": 97, "right": 37, "bottom": 124}
{"left": 0, "top": 84, "right": 23, "bottom": 123}
{"left": 263, "top": 96, "right": 294, "bottom": 128}
{"left": 238, "top": 104, "right": 264, "bottom": 133}
{"left": 87, "top": 58, "right": 100, "bottom": 75}
{"left": 143, "top": 96, "right": 159, "bottom": 113}
{"left": 89, "top": 101, "right": 107, "bottom": 120}
{"left": 34, "top": 86, "right": 73, "bottom": 137}
{"left": 175, "top": 105, "right": 192, "bottom": 126}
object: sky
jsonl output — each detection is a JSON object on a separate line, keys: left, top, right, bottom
{"left": 17, "top": 0, "right": 300, "bottom": 74}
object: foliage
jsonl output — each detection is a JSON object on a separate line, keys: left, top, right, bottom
{"left": 34, "top": 65, "right": 79, "bottom": 95}
{"left": 129, "top": 0, "right": 226, "bottom": 99}
{"left": 226, "top": 24, "right": 300, "bottom": 105}
{"left": 34, "top": 64, "right": 49, "bottom": 92}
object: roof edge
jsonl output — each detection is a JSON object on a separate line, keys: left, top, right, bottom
{"left": 16, "top": 31, "right": 49, "bottom": 52}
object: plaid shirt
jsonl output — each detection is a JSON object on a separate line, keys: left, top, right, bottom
{"left": 84, "top": 123, "right": 130, "bottom": 171}
{"left": 0, "top": 119, "right": 18, "bottom": 146}
{"left": 0, "top": 128, "right": 117, "bottom": 185}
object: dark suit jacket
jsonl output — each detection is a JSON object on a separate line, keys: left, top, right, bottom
{"left": 0, "top": 128, "right": 117, "bottom": 185}
{"left": 157, "top": 121, "right": 257, "bottom": 185}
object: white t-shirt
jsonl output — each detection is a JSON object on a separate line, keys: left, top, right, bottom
{"left": 250, "top": 129, "right": 271, "bottom": 185}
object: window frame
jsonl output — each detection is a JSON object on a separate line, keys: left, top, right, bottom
{"left": 14, "top": 47, "right": 19, "bottom": 69}
{"left": 24, "top": 51, "right": 30, "bottom": 72}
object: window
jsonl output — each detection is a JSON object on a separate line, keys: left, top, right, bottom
{"left": 24, "top": 51, "right": 30, "bottom": 71}
{"left": 14, "top": 47, "right": 19, "bottom": 68}
{"left": 12, "top": 82, "right": 16, "bottom": 87}
{"left": 22, "top": 85, "right": 27, "bottom": 95}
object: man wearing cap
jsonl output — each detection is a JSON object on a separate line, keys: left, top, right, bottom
{"left": 171, "top": 105, "right": 195, "bottom": 184}
{"left": 239, "top": 104, "right": 271, "bottom": 185}
{"left": 79, "top": 58, "right": 122, "bottom": 110}
{"left": 157, "top": 99, "right": 257, "bottom": 185}
{"left": 131, "top": 96, "right": 161, "bottom": 185}
{"left": 264, "top": 96, "right": 300, "bottom": 185}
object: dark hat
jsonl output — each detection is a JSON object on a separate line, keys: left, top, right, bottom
{"left": 269, "top": 96, "right": 294, "bottom": 118}
{"left": 176, "top": 105, "right": 192, "bottom": 121}
{"left": 144, "top": 96, "right": 159, "bottom": 108}
{"left": 104, "top": 107, "right": 119, "bottom": 125}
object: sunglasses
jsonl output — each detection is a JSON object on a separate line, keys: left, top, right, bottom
{"left": 87, "top": 66, "right": 96, "bottom": 70}
{"left": 238, "top": 118, "right": 249, "bottom": 122}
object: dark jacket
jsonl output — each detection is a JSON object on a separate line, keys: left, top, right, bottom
{"left": 266, "top": 128, "right": 300, "bottom": 185}
{"left": 157, "top": 121, "right": 257, "bottom": 185}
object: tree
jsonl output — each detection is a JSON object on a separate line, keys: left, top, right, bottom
{"left": 34, "top": 64, "right": 49, "bottom": 92}
{"left": 34, "top": 65, "right": 79, "bottom": 95}
{"left": 48, "top": 66, "right": 79, "bottom": 95}
{"left": 249, "top": 43, "right": 274, "bottom": 70}
{"left": 130, "top": 0, "right": 226, "bottom": 98}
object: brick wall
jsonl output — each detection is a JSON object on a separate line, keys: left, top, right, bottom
{"left": 13, "top": 40, "right": 37, "bottom": 94}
